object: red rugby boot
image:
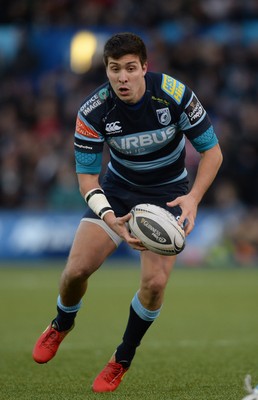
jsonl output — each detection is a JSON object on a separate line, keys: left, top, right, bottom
{"left": 32, "top": 323, "right": 74, "bottom": 364}
{"left": 92, "top": 354, "right": 129, "bottom": 392}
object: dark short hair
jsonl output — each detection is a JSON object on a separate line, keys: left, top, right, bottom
{"left": 103, "top": 32, "right": 147, "bottom": 67}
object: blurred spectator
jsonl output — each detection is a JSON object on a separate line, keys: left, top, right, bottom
{"left": 229, "top": 208, "right": 258, "bottom": 265}
{"left": 214, "top": 180, "right": 247, "bottom": 237}
{"left": 47, "top": 162, "right": 84, "bottom": 210}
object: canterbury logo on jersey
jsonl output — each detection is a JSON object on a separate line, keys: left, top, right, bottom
{"left": 105, "top": 121, "right": 122, "bottom": 134}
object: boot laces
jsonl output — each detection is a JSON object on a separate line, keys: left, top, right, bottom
{"left": 103, "top": 362, "right": 124, "bottom": 383}
{"left": 41, "top": 330, "right": 60, "bottom": 350}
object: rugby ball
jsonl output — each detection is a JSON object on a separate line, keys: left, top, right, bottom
{"left": 128, "top": 204, "right": 185, "bottom": 256}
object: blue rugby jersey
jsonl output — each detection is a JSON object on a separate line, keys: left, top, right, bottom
{"left": 74, "top": 72, "right": 218, "bottom": 187}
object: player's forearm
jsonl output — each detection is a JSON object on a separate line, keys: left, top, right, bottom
{"left": 190, "top": 144, "right": 223, "bottom": 204}
{"left": 77, "top": 173, "right": 115, "bottom": 220}
{"left": 77, "top": 173, "right": 101, "bottom": 198}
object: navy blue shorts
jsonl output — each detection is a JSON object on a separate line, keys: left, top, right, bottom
{"left": 83, "top": 169, "right": 189, "bottom": 220}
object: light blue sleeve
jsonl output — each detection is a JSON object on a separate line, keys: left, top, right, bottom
{"left": 75, "top": 151, "right": 103, "bottom": 174}
{"left": 189, "top": 126, "right": 218, "bottom": 152}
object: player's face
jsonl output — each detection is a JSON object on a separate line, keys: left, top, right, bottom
{"left": 106, "top": 54, "right": 147, "bottom": 104}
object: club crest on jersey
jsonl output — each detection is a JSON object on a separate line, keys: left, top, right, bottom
{"left": 156, "top": 108, "right": 171, "bottom": 126}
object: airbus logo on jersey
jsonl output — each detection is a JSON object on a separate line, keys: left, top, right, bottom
{"left": 156, "top": 108, "right": 171, "bottom": 125}
{"left": 109, "top": 125, "right": 176, "bottom": 155}
{"left": 105, "top": 121, "right": 122, "bottom": 134}
{"left": 186, "top": 95, "right": 204, "bottom": 125}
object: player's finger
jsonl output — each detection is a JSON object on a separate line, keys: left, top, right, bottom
{"left": 177, "top": 213, "right": 186, "bottom": 227}
{"left": 128, "top": 237, "right": 146, "bottom": 251}
{"left": 166, "top": 199, "right": 180, "bottom": 207}
{"left": 120, "top": 213, "right": 132, "bottom": 222}
{"left": 184, "top": 219, "right": 194, "bottom": 236}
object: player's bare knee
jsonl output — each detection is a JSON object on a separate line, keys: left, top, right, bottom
{"left": 142, "top": 275, "right": 167, "bottom": 300}
{"left": 63, "top": 258, "right": 95, "bottom": 283}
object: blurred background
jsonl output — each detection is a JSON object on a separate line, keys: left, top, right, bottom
{"left": 0, "top": 0, "right": 258, "bottom": 266}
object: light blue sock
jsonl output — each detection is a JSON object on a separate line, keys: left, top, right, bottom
{"left": 57, "top": 295, "right": 82, "bottom": 313}
{"left": 131, "top": 292, "right": 162, "bottom": 321}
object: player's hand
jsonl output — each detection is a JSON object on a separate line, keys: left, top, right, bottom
{"left": 104, "top": 212, "right": 146, "bottom": 251}
{"left": 167, "top": 194, "right": 198, "bottom": 236}
{"left": 117, "top": 213, "right": 147, "bottom": 251}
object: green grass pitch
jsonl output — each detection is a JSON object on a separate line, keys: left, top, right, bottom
{"left": 0, "top": 261, "right": 258, "bottom": 400}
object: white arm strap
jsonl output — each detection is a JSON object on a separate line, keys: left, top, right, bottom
{"left": 84, "top": 188, "right": 114, "bottom": 219}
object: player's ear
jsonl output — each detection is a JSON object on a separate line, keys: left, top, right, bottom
{"left": 142, "top": 62, "right": 148, "bottom": 76}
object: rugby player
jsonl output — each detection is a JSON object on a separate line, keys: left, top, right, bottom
{"left": 33, "top": 32, "right": 223, "bottom": 392}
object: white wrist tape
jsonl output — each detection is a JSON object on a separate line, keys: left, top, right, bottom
{"left": 84, "top": 188, "right": 114, "bottom": 219}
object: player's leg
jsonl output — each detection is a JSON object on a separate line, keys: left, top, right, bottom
{"left": 32, "top": 220, "right": 117, "bottom": 364}
{"left": 92, "top": 251, "right": 176, "bottom": 392}
{"left": 115, "top": 251, "right": 176, "bottom": 364}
